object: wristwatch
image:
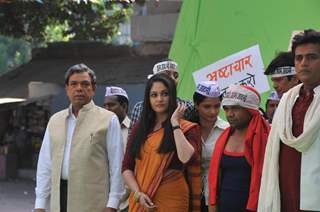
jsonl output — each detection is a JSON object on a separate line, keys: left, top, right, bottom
{"left": 172, "top": 125, "right": 181, "bottom": 130}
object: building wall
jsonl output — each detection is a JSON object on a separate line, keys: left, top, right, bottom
{"left": 131, "top": 0, "right": 182, "bottom": 42}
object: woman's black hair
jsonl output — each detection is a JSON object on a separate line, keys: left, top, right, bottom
{"left": 130, "top": 73, "right": 177, "bottom": 159}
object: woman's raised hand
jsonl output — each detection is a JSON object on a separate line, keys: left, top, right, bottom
{"left": 171, "top": 103, "right": 186, "bottom": 126}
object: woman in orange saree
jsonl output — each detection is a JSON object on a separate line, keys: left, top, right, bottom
{"left": 122, "top": 74, "right": 201, "bottom": 212}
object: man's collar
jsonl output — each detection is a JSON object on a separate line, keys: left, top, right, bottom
{"left": 313, "top": 84, "right": 320, "bottom": 94}
{"left": 68, "top": 100, "right": 95, "bottom": 116}
{"left": 122, "top": 116, "right": 131, "bottom": 128}
{"left": 299, "top": 84, "right": 320, "bottom": 96}
{"left": 214, "top": 117, "right": 229, "bottom": 129}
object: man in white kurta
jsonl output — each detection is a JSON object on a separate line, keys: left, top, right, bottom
{"left": 104, "top": 86, "right": 131, "bottom": 211}
{"left": 35, "top": 64, "right": 125, "bottom": 212}
{"left": 258, "top": 29, "right": 320, "bottom": 212}
{"left": 104, "top": 86, "right": 131, "bottom": 151}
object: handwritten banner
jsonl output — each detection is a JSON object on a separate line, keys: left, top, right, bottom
{"left": 193, "top": 45, "right": 270, "bottom": 94}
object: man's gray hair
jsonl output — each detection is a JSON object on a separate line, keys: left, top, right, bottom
{"left": 64, "top": 63, "right": 97, "bottom": 85}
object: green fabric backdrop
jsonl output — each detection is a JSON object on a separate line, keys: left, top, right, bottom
{"left": 169, "top": 0, "right": 320, "bottom": 109}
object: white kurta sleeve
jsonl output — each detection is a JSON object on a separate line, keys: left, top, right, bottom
{"left": 35, "top": 127, "right": 52, "bottom": 209}
{"left": 106, "top": 115, "right": 125, "bottom": 209}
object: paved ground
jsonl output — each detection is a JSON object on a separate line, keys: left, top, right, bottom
{"left": 0, "top": 179, "right": 35, "bottom": 212}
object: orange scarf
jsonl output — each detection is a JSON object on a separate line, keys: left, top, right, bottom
{"left": 208, "top": 110, "right": 270, "bottom": 211}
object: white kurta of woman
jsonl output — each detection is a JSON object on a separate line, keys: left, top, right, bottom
{"left": 258, "top": 84, "right": 320, "bottom": 211}
{"left": 48, "top": 102, "right": 113, "bottom": 212}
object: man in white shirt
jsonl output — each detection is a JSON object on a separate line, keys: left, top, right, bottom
{"left": 104, "top": 86, "right": 131, "bottom": 212}
{"left": 34, "top": 64, "right": 125, "bottom": 212}
{"left": 104, "top": 86, "right": 131, "bottom": 151}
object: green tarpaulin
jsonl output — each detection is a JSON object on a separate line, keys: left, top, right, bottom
{"left": 169, "top": 0, "right": 320, "bottom": 108}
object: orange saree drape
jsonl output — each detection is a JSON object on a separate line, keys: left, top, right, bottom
{"left": 128, "top": 120, "right": 201, "bottom": 212}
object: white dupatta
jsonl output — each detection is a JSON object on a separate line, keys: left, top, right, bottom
{"left": 258, "top": 84, "right": 320, "bottom": 212}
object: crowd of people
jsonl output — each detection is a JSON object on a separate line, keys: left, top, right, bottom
{"left": 34, "top": 28, "right": 320, "bottom": 212}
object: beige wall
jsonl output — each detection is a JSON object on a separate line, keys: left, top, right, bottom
{"left": 131, "top": 13, "right": 179, "bottom": 42}
{"left": 28, "top": 82, "right": 63, "bottom": 99}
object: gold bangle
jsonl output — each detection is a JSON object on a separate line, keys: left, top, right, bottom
{"left": 133, "top": 191, "right": 140, "bottom": 203}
